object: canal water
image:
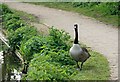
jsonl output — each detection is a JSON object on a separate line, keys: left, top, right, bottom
{"left": 0, "top": 39, "right": 22, "bottom": 81}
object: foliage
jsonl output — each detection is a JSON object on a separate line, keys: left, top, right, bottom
{"left": 24, "top": 48, "right": 110, "bottom": 80}
{"left": 20, "top": 36, "right": 45, "bottom": 61}
{"left": 2, "top": 4, "right": 13, "bottom": 14}
{"left": 20, "top": 27, "right": 71, "bottom": 61}
{"left": 8, "top": 26, "right": 37, "bottom": 51}
{"left": 49, "top": 27, "right": 71, "bottom": 51}
{"left": 5, "top": 18, "right": 25, "bottom": 30}
{"left": 2, "top": 13, "right": 25, "bottom": 31}
{"left": 93, "top": 3, "right": 119, "bottom": 15}
{"left": 3, "top": 13, "right": 20, "bottom": 21}
{"left": 72, "top": 2, "right": 100, "bottom": 8}
{"left": 24, "top": 53, "right": 77, "bottom": 80}
{"left": 40, "top": 49, "right": 76, "bottom": 65}
{"left": 72, "top": 2, "right": 119, "bottom": 15}
{"left": 2, "top": 4, "right": 26, "bottom": 31}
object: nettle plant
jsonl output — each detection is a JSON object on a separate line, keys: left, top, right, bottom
{"left": 40, "top": 49, "right": 76, "bottom": 65}
{"left": 21, "top": 27, "right": 78, "bottom": 80}
{"left": 2, "top": 13, "right": 25, "bottom": 31}
{"left": 2, "top": 4, "right": 13, "bottom": 14}
{"left": 3, "top": 13, "right": 20, "bottom": 21}
{"left": 20, "top": 27, "right": 72, "bottom": 62}
{"left": 4, "top": 18, "right": 25, "bottom": 31}
{"left": 8, "top": 26, "right": 37, "bottom": 51}
{"left": 20, "top": 36, "right": 46, "bottom": 61}
{"left": 24, "top": 53, "right": 77, "bottom": 80}
{"left": 49, "top": 27, "right": 71, "bottom": 51}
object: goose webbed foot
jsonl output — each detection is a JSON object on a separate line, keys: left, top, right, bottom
{"left": 76, "top": 61, "right": 84, "bottom": 71}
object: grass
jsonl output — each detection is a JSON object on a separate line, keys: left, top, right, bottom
{"left": 29, "top": 2, "right": 118, "bottom": 27}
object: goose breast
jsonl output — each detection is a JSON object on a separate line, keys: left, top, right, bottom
{"left": 70, "top": 44, "right": 83, "bottom": 61}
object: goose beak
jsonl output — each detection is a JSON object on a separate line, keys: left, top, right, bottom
{"left": 74, "top": 24, "right": 78, "bottom": 29}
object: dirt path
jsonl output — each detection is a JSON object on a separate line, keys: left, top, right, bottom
{"left": 5, "top": 2, "right": 118, "bottom": 80}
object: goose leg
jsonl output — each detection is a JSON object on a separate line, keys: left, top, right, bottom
{"left": 80, "top": 62, "right": 84, "bottom": 70}
{"left": 76, "top": 61, "right": 80, "bottom": 68}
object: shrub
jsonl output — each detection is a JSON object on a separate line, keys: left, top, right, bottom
{"left": 20, "top": 36, "right": 45, "bottom": 61}
{"left": 40, "top": 49, "right": 76, "bottom": 65}
{"left": 3, "top": 13, "right": 20, "bottom": 21}
{"left": 8, "top": 26, "right": 37, "bottom": 51}
{"left": 20, "top": 27, "right": 72, "bottom": 62}
{"left": 50, "top": 50, "right": 76, "bottom": 65}
{"left": 4, "top": 18, "right": 25, "bottom": 30}
{"left": 98, "top": 2, "right": 119, "bottom": 15}
{"left": 48, "top": 27, "right": 71, "bottom": 51}
{"left": 2, "top": 4, "right": 13, "bottom": 14}
{"left": 24, "top": 53, "right": 77, "bottom": 80}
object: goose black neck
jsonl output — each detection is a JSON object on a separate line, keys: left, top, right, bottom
{"left": 74, "top": 24, "right": 78, "bottom": 44}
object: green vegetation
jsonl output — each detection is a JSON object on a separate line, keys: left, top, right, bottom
{"left": 3, "top": 15, "right": 25, "bottom": 31}
{"left": 30, "top": 2, "right": 119, "bottom": 26}
{"left": 0, "top": 40, "right": 3, "bottom": 51}
{"left": 2, "top": 3, "right": 110, "bottom": 80}
{"left": 20, "top": 36, "right": 45, "bottom": 61}
{"left": 8, "top": 26, "right": 38, "bottom": 51}
{"left": 0, "top": 3, "right": 2, "bottom": 16}
{"left": 25, "top": 54, "right": 74, "bottom": 80}
{"left": 2, "top": 3, "right": 13, "bottom": 14}
{"left": 0, "top": 4, "right": 2, "bottom": 51}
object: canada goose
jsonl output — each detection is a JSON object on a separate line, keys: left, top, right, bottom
{"left": 22, "top": 62, "right": 28, "bottom": 74}
{"left": 70, "top": 24, "right": 91, "bottom": 70}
